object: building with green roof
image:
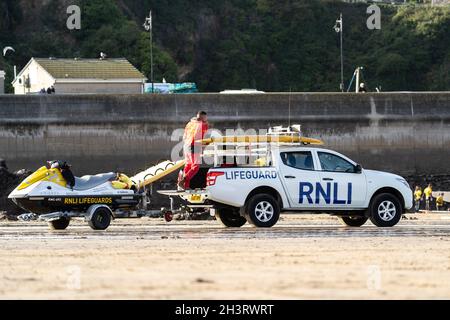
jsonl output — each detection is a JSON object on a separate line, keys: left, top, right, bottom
{"left": 12, "top": 58, "right": 147, "bottom": 95}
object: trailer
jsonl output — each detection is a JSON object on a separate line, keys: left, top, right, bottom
{"left": 9, "top": 160, "right": 185, "bottom": 230}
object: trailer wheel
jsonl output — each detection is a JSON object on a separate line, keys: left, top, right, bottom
{"left": 338, "top": 216, "right": 368, "bottom": 227}
{"left": 164, "top": 210, "right": 174, "bottom": 222}
{"left": 88, "top": 207, "right": 112, "bottom": 230}
{"left": 245, "top": 194, "right": 280, "bottom": 228}
{"left": 215, "top": 207, "right": 247, "bottom": 228}
{"left": 369, "top": 193, "right": 402, "bottom": 227}
{"left": 49, "top": 217, "right": 70, "bottom": 230}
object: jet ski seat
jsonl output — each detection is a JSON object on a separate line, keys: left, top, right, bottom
{"left": 73, "top": 172, "right": 116, "bottom": 191}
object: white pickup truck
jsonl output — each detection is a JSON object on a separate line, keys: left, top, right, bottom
{"left": 185, "top": 146, "right": 413, "bottom": 228}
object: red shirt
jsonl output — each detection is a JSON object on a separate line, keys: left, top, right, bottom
{"left": 183, "top": 118, "right": 208, "bottom": 146}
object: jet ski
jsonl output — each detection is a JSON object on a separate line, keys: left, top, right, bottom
{"left": 8, "top": 161, "right": 142, "bottom": 230}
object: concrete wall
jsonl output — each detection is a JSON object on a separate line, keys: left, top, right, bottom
{"left": 0, "top": 92, "right": 449, "bottom": 176}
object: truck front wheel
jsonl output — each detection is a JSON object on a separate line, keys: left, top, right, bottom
{"left": 369, "top": 193, "right": 402, "bottom": 227}
{"left": 245, "top": 194, "right": 280, "bottom": 228}
{"left": 215, "top": 207, "right": 247, "bottom": 228}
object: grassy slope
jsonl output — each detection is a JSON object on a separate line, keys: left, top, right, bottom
{"left": 0, "top": 0, "right": 448, "bottom": 92}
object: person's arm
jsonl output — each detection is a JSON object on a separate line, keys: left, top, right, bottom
{"left": 183, "top": 122, "right": 189, "bottom": 142}
{"left": 202, "top": 121, "right": 209, "bottom": 138}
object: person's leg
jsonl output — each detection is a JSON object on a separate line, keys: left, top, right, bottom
{"left": 184, "top": 164, "right": 200, "bottom": 189}
{"left": 415, "top": 201, "right": 420, "bottom": 212}
{"left": 184, "top": 153, "right": 200, "bottom": 189}
{"left": 183, "top": 162, "right": 192, "bottom": 180}
{"left": 179, "top": 145, "right": 193, "bottom": 188}
{"left": 178, "top": 160, "right": 191, "bottom": 188}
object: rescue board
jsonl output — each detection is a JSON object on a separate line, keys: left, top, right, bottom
{"left": 158, "top": 189, "right": 209, "bottom": 204}
{"left": 158, "top": 189, "right": 206, "bottom": 197}
{"left": 197, "top": 135, "right": 324, "bottom": 145}
{"left": 131, "top": 160, "right": 185, "bottom": 188}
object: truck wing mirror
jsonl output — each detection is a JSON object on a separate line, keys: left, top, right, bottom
{"left": 355, "top": 164, "right": 362, "bottom": 174}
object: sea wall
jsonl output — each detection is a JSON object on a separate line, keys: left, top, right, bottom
{"left": 0, "top": 92, "right": 449, "bottom": 176}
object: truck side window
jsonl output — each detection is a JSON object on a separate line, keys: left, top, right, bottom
{"left": 318, "top": 152, "right": 355, "bottom": 173}
{"left": 280, "top": 152, "right": 314, "bottom": 170}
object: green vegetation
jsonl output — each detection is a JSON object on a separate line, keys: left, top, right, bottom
{"left": 0, "top": 0, "right": 448, "bottom": 92}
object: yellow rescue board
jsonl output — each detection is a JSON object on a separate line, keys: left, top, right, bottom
{"left": 197, "top": 135, "right": 324, "bottom": 145}
{"left": 131, "top": 160, "right": 185, "bottom": 188}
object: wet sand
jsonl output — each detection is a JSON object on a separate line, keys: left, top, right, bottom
{"left": 1, "top": 214, "right": 450, "bottom": 299}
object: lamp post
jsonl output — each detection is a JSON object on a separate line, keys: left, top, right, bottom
{"left": 144, "top": 11, "right": 154, "bottom": 93}
{"left": 334, "top": 14, "right": 344, "bottom": 92}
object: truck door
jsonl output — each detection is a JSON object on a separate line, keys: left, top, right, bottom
{"left": 278, "top": 151, "right": 322, "bottom": 209}
{"left": 316, "top": 151, "right": 367, "bottom": 208}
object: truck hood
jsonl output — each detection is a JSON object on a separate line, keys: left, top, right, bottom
{"left": 364, "top": 169, "right": 406, "bottom": 181}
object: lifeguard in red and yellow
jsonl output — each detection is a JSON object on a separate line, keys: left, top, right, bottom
{"left": 179, "top": 111, "right": 208, "bottom": 190}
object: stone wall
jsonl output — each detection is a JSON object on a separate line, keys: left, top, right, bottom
{"left": 0, "top": 92, "right": 448, "bottom": 176}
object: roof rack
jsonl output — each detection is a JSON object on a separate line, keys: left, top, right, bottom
{"left": 198, "top": 125, "right": 323, "bottom": 147}
{"left": 198, "top": 125, "right": 324, "bottom": 167}
{"left": 268, "top": 125, "right": 302, "bottom": 136}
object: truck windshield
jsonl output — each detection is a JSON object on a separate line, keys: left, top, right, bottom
{"left": 318, "top": 152, "right": 355, "bottom": 173}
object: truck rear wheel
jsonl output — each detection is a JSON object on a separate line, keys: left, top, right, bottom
{"left": 215, "top": 207, "right": 247, "bottom": 228}
{"left": 339, "top": 216, "right": 368, "bottom": 227}
{"left": 49, "top": 217, "right": 70, "bottom": 230}
{"left": 245, "top": 194, "right": 280, "bottom": 228}
{"left": 88, "top": 207, "right": 112, "bottom": 230}
{"left": 369, "top": 193, "right": 402, "bottom": 227}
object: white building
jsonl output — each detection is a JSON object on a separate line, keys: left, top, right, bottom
{"left": 12, "top": 58, "right": 147, "bottom": 95}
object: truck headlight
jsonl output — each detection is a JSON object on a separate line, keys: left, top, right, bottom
{"left": 396, "top": 178, "right": 410, "bottom": 189}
